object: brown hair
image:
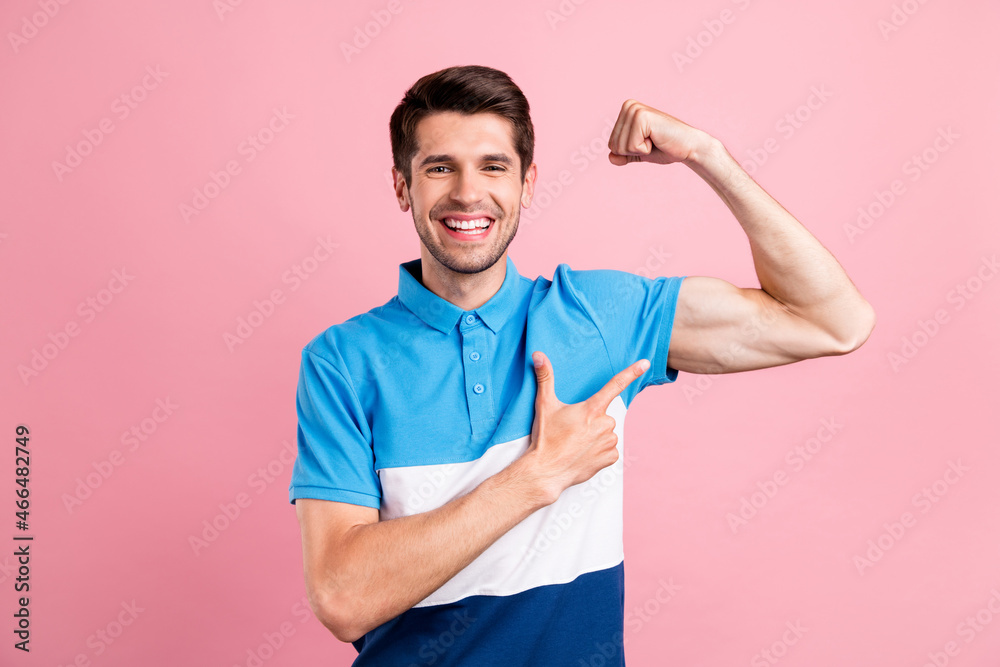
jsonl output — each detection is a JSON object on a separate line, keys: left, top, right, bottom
{"left": 390, "top": 65, "right": 534, "bottom": 187}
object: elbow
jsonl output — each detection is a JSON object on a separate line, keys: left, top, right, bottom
{"left": 311, "top": 590, "right": 367, "bottom": 643}
{"left": 829, "top": 300, "right": 877, "bottom": 355}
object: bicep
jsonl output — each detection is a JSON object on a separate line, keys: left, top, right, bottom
{"left": 296, "top": 498, "right": 378, "bottom": 614}
{"left": 667, "top": 276, "right": 841, "bottom": 374}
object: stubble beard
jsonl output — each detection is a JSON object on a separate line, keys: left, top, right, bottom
{"left": 415, "top": 205, "right": 519, "bottom": 276}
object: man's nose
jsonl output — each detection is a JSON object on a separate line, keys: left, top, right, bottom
{"left": 449, "top": 170, "right": 485, "bottom": 206}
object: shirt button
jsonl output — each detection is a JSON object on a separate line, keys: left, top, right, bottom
{"left": 465, "top": 314, "right": 476, "bottom": 324}
{"left": 473, "top": 383, "right": 484, "bottom": 394}
{"left": 470, "top": 351, "right": 480, "bottom": 361}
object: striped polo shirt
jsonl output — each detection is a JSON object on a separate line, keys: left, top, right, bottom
{"left": 289, "top": 253, "right": 684, "bottom": 666}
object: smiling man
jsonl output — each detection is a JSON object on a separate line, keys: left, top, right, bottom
{"left": 289, "top": 65, "right": 875, "bottom": 666}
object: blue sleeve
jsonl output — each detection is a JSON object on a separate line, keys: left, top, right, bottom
{"left": 559, "top": 266, "right": 685, "bottom": 407}
{"left": 288, "top": 347, "right": 381, "bottom": 508}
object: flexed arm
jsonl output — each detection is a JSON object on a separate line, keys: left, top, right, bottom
{"left": 607, "top": 99, "right": 876, "bottom": 373}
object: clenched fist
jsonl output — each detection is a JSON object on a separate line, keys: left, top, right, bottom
{"left": 607, "top": 99, "right": 711, "bottom": 166}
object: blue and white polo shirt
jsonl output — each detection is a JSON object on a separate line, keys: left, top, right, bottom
{"left": 289, "top": 253, "right": 684, "bottom": 666}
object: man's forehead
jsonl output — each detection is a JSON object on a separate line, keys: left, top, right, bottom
{"left": 413, "top": 111, "right": 516, "bottom": 155}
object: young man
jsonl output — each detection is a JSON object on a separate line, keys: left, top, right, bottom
{"left": 289, "top": 65, "right": 875, "bottom": 665}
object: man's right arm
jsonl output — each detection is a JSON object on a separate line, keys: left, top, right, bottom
{"left": 296, "top": 351, "right": 648, "bottom": 643}
{"left": 297, "top": 451, "right": 549, "bottom": 643}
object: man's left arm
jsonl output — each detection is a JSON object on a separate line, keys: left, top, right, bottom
{"left": 607, "top": 99, "right": 876, "bottom": 374}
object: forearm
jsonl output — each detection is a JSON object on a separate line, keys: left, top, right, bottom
{"left": 685, "top": 135, "right": 875, "bottom": 346}
{"left": 317, "top": 455, "right": 550, "bottom": 641}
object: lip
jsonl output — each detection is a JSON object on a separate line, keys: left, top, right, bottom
{"left": 438, "top": 214, "right": 495, "bottom": 241}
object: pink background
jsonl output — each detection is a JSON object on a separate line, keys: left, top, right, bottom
{"left": 3, "top": 1, "right": 999, "bottom": 665}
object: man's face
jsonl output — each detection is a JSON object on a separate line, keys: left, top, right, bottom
{"left": 394, "top": 111, "right": 536, "bottom": 275}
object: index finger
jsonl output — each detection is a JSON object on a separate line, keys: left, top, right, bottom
{"left": 586, "top": 358, "right": 649, "bottom": 411}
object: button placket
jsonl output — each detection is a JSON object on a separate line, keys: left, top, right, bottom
{"left": 459, "top": 313, "right": 494, "bottom": 432}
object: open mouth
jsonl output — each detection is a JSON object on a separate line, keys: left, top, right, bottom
{"left": 438, "top": 216, "right": 494, "bottom": 240}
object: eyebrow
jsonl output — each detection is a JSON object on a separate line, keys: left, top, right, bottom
{"left": 417, "top": 153, "right": 514, "bottom": 168}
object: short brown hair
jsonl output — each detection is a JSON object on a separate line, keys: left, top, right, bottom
{"left": 390, "top": 65, "right": 534, "bottom": 187}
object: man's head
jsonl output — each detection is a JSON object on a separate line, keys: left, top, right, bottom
{"left": 390, "top": 65, "right": 537, "bottom": 276}
{"left": 390, "top": 65, "right": 535, "bottom": 187}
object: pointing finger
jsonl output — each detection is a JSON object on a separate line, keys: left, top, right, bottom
{"left": 586, "top": 358, "right": 649, "bottom": 411}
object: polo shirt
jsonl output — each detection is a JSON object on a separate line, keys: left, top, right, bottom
{"left": 289, "top": 253, "right": 685, "bottom": 666}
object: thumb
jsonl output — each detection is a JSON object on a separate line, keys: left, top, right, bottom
{"left": 531, "top": 351, "right": 556, "bottom": 405}
{"left": 608, "top": 151, "right": 649, "bottom": 166}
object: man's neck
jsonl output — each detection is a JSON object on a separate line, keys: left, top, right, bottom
{"left": 418, "top": 249, "right": 507, "bottom": 312}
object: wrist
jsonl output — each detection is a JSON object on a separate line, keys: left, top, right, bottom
{"left": 493, "top": 452, "right": 559, "bottom": 512}
{"left": 682, "top": 131, "right": 725, "bottom": 170}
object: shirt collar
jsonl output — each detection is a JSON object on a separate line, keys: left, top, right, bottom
{"left": 398, "top": 254, "right": 521, "bottom": 335}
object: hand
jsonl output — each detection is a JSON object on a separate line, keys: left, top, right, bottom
{"left": 522, "top": 350, "right": 649, "bottom": 505}
{"left": 607, "top": 99, "right": 709, "bottom": 166}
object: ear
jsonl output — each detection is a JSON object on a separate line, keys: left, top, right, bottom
{"left": 520, "top": 162, "right": 537, "bottom": 209}
{"left": 392, "top": 166, "right": 410, "bottom": 212}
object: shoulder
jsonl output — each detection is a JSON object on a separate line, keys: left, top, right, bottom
{"left": 547, "top": 263, "right": 675, "bottom": 312}
{"left": 301, "top": 296, "right": 408, "bottom": 369}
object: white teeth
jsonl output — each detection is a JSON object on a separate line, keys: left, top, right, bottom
{"left": 443, "top": 217, "right": 491, "bottom": 230}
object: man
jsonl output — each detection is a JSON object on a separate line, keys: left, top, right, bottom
{"left": 289, "top": 65, "right": 874, "bottom": 665}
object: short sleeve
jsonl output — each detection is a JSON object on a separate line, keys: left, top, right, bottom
{"left": 562, "top": 267, "right": 685, "bottom": 407}
{"left": 288, "top": 348, "right": 381, "bottom": 508}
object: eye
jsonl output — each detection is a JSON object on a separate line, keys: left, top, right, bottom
{"left": 484, "top": 165, "right": 505, "bottom": 172}
{"left": 428, "top": 166, "right": 450, "bottom": 173}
